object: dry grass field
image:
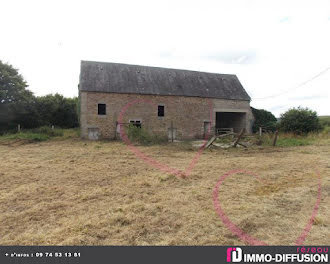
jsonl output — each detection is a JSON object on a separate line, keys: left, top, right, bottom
{"left": 0, "top": 136, "right": 329, "bottom": 245}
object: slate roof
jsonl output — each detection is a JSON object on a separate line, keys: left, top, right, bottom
{"left": 79, "top": 61, "right": 251, "bottom": 101}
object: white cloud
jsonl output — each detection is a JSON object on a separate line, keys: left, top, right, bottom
{"left": 0, "top": 0, "right": 329, "bottom": 116}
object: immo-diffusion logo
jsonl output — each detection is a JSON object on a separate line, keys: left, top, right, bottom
{"left": 227, "top": 248, "right": 242, "bottom": 262}
{"left": 226, "top": 247, "right": 328, "bottom": 263}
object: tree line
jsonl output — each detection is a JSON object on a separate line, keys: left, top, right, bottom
{"left": 252, "top": 106, "right": 322, "bottom": 134}
{"left": 0, "top": 60, "right": 78, "bottom": 133}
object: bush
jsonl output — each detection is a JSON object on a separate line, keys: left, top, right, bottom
{"left": 251, "top": 107, "right": 277, "bottom": 132}
{"left": 279, "top": 107, "right": 321, "bottom": 134}
{"left": 127, "top": 125, "right": 151, "bottom": 145}
{"left": 127, "top": 125, "right": 167, "bottom": 145}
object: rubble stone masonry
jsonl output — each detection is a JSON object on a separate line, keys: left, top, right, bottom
{"left": 80, "top": 91, "right": 254, "bottom": 140}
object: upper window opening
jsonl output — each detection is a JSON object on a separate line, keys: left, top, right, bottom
{"left": 158, "top": 105, "right": 164, "bottom": 117}
{"left": 98, "top": 104, "right": 106, "bottom": 115}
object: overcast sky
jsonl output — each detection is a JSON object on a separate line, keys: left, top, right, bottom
{"left": 1, "top": 0, "right": 329, "bottom": 116}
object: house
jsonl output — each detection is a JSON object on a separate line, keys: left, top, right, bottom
{"left": 79, "top": 60, "right": 254, "bottom": 140}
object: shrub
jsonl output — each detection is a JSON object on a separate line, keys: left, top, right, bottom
{"left": 127, "top": 125, "right": 151, "bottom": 145}
{"left": 126, "top": 125, "right": 167, "bottom": 145}
{"left": 279, "top": 107, "right": 321, "bottom": 134}
{"left": 251, "top": 107, "right": 277, "bottom": 133}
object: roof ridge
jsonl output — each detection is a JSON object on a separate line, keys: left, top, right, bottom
{"left": 80, "top": 60, "right": 237, "bottom": 77}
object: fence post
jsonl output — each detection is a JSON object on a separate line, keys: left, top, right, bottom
{"left": 272, "top": 130, "right": 278, "bottom": 146}
{"left": 259, "top": 127, "right": 262, "bottom": 137}
{"left": 17, "top": 124, "right": 21, "bottom": 133}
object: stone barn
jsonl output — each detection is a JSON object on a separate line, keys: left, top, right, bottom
{"left": 79, "top": 60, "right": 254, "bottom": 140}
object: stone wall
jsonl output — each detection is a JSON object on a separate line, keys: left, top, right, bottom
{"left": 80, "top": 91, "right": 254, "bottom": 140}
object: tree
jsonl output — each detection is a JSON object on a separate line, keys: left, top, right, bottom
{"left": 0, "top": 61, "right": 79, "bottom": 132}
{"left": 251, "top": 107, "right": 277, "bottom": 132}
{"left": 35, "top": 94, "right": 78, "bottom": 128}
{"left": 279, "top": 107, "right": 320, "bottom": 134}
{"left": 0, "top": 60, "right": 34, "bottom": 132}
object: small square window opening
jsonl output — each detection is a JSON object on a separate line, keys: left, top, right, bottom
{"left": 98, "top": 104, "right": 106, "bottom": 115}
{"left": 158, "top": 105, "right": 165, "bottom": 117}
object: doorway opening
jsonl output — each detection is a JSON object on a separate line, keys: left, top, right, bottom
{"left": 215, "top": 112, "right": 246, "bottom": 134}
{"left": 203, "top": 121, "right": 211, "bottom": 138}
